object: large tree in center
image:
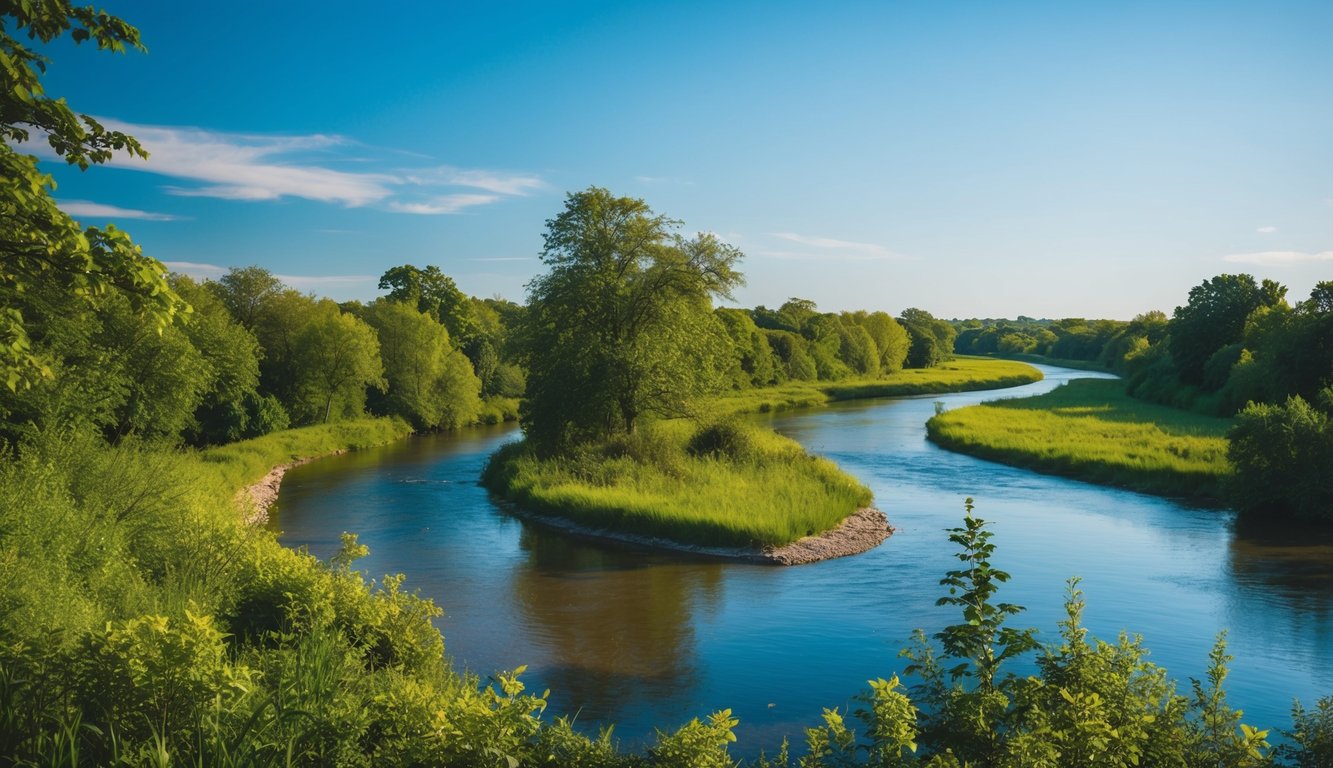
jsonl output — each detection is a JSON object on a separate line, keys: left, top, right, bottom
{"left": 518, "top": 187, "right": 743, "bottom": 452}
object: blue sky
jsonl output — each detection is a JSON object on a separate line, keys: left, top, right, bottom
{"left": 38, "top": 0, "right": 1333, "bottom": 318}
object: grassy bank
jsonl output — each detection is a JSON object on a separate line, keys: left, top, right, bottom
{"left": 710, "top": 357, "right": 1042, "bottom": 417}
{"left": 926, "top": 378, "right": 1232, "bottom": 502}
{"left": 484, "top": 420, "right": 873, "bottom": 548}
{"left": 197, "top": 416, "right": 414, "bottom": 495}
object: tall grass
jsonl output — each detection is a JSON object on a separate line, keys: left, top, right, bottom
{"left": 926, "top": 378, "right": 1232, "bottom": 502}
{"left": 484, "top": 420, "right": 873, "bottom": 548}
{"left": 710, "top": 357, "right": 1042, "bottom": 417}
{"left": 196, "top": 417, "right": 413, "bottom": 494}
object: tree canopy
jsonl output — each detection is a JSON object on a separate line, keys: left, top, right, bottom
{"left": 518, "top": 187, "right": 743, "bottom": 451}
{"left": 0, "top": 1, "right": 186, "bottom": 390}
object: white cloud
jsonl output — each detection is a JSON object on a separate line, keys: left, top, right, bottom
{"left": 79, "top": 119, "right": 541, "bottom": 215}
{"left": 61, "top": 199, "right": 181, "bottom": 221}
{"left": 1223, "top": 250, "right": 1333, "bottom": 265}
{"left": 163, "top": 260, "right": 228, "bottom": 278}
{"left": 275, "top": 274, "right": 377, "bottom": 290}
{"left": 405, "top": 167, "right": 544, "bottom": 196}
{"left": 767, "top": 232, "right": 904, "bottom": 261}
{"left": 1256, "top": 226, "right": 1277, "bottom": 234}
{"left": 386, "top": 194, "right": 501, "bottom": 215}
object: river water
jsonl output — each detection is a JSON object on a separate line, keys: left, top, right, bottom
{"left": 272, "top": 365, "right": 1333, "bottom": 752}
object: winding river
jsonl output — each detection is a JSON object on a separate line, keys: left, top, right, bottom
{"left": 271, "top": 365, "right": 1333, "bottom": 752}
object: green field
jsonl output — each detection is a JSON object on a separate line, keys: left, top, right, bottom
{"left": 709, "top": 357, "right": 1042, "bottom": 417}
{"left": 483, "top": 420, "right": 873, "bottom": 548}
{"left": 926, "top": 378, "right": 1233, "bottom": 502}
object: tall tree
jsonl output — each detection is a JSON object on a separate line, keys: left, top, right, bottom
{"left": 1169, "top": 274, "right": 1285, "bottom": 387}
{"left": 1, "top": 1, "right": 186, "bottom": 390}
{"left": 519, "top": 188, "right": 742, "bottom": 451}
{"left": 292, "top": 303, "right": 385, "bottom": 423}
{"left": 378, "top": 264, "right": 474, "bottom": 342}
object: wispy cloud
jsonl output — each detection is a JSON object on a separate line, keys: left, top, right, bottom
{"left": 61, "top": 199, "right": 181, "bottom": 221}
{"left": 164, "top": 261, "right": 228, "bottom": 278}
{"left": 164, "top": 261, "right": 376, "bottom": 292}
{"left": 387, "top": 194, "right": 501, "bottom": 215}
{"left": 767, "top": 232, "right": 904, "bottom": 261}
{"left": 85, "top": 119, "right": 541, "bottom": 215}
{"left": 405, "top": 167, "right": 544, "bottom": 196}
{"left": 1256, "top": 226, "right": 1278, "bottom": 234}
{"left": 276, "top": 274, "right": 377, "bottom": 290}
{"left": 1223, "top": 250, "right": 1333, "bottom": 265}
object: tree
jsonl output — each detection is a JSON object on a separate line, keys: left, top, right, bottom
{"left": 518, "top": 188, "right": 742, "bottom": 451}
{"left": 1169, "top": 274, "right": 1285, "bottom": 387}
{"left": 292, "top": 303, "right": 385, "bottom": 423}
{"left": 209, "top": 266, "right": 284, "bottom": 330}
{"left": 1, "top": 1, "right": 186, "bottom": 390}
{"left": 378, "top": 264, "right": 474, "bottom": 342}
{"left": 846, "top": 310, "right": 910, "bottom": 375}
{"left": 900, "top": 308, "right": 956, "bottom": 368}
{"left": 363, "top": 299, "right": 481, "bottom": 429}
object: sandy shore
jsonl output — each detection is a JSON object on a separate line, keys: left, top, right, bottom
{"left": 497, "top": 503, "right": 893, "bottom": 565}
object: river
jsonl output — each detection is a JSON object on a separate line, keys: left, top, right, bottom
{"left": 272, "top": 365, "right": 1333, "bottom": 752}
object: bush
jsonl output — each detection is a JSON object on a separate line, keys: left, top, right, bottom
{"left": 687, "top": 419, "right": 758, "bottom": 461}
{"left": 1228, "top": 390, "right": 1333, "bottom": 521}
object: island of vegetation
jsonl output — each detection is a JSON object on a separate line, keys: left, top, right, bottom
{"left": 5, "top": 5, "right": 1333, "bottom": 765}
{"left": 479, "top": 188, "right": 1044, "bottom": 560}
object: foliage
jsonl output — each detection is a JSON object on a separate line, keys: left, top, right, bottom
{"left": 926, "top": 378, "right": 1233, "bottom": 502}
{"left": 0, "top": 0, "right": 187, "bottom": 391}
{"left": 901, "top": 503, "right": 1038, "bottom": 764}
{"left": 291, "top": 302, "right": 386, "bottom": 423}
{"left": 899, "top": 308, "right": 956, "bottom": 369}
{"left": 1169, "top": 274, "right": 1286, "bottom": 387}
{"left": 378, "top": 263, "right": 474, "bottom": 342}
{"left": 1227, "top": 389, "right": 1333, "bottom": 521}
{"left": 363, "top": 298, "right": 483, "bottom": 430}
{"left": 518, "top": 187, "right": 744, "bottom": 451}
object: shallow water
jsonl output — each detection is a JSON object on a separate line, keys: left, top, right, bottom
{"left": 273, "top": 365, "right": 1333, "bottom": 752}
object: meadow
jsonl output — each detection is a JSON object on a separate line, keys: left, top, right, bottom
{"left": 926, "top": 378, "right": 1233, "bottom": 502}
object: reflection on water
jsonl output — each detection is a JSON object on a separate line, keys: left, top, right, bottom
{"left": 511, "top": 529, "right": 726, "bottom": 723}
{"left": 274, "top": 366, "right": 1333, "bottom": 753}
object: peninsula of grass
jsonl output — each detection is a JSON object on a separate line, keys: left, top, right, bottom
{"left": 926, "top": 378, "right": 1233, "bottom": 502}
{"left": 709, "top": 357, "right": 1042, "bottom": 417}
{"left": 483, "top": 419, "right": 873, "bottom": 549}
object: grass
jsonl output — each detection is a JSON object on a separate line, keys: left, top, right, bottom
{"left": 483, "top": 419, "right": 873, "bottom": 548}
{"left": 708, "top": 356, "right": 1043, "bottom": 417}
{"left": 926, "top": 378, "right": 1233, "bottom": 503}
{"left": 196, "top": 416, "right": 413, "bottom": 494}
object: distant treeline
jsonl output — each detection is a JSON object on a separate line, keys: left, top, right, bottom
{"left": 3, "top": 262, "right": 965, "bottom": 454}
{"left": 952, "top": 275, "right": 1333, "bottom": 521}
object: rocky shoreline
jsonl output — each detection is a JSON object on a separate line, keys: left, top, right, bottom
{"left": 497, "top": 503, "right": 893, "bottom": 565}
{"left": 236, "top": 451, "right": 346, "bottom": 526}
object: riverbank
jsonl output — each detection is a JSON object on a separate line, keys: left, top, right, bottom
{"left": 926, "top": 378, "right": 1232, "bottom": 503}
{"left": 501, "top": 502, "right": 892, "bottom": 565}
{"left": 198, "top": 417, "right": 414, "bottom": 523}
{"left": 709, "top": 357, "right": 1042, "bottom": 417}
